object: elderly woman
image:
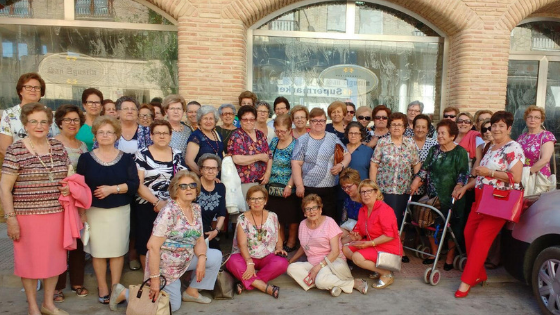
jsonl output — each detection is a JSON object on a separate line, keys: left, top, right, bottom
{"left": 151, "top": 102, "right": 164, "bottom": 120}
{"left": 134, "top": 120, "right": 187, "bottom": 269}
{"left": 367, "top": 105, "right": 391, "bottom": 149}
{"left": 138, "top": 104, "right": 154, "bottom": 128}
{"left": 0, "top": 103, "right": 71, "bottom": 315}
{"left": 101, "top": 99, "right": 118, "bottom": 118}
{"left": 344, "top": 102, "right": 356, "bottom": 125}
{"left": 355, "top": 106, "right": 372, "bottom": 133}
{"left": 517, "top": 105, "right": 556, "bottom": 183}
{"left": 287, "top": 194, "right": 368, "bottom": 296}
{"left": 227, "top": 106, "right": 270, "bottom": 199}
{"left": 53, "top": 105, "right": 89, "bottom": 301}
{"left": 216, "top": 103, "right": 237, "bottom": 154}
{"left": 325, "top": 101, "right": 348, "bottom": 144}
{"left": 291, "top": 105, "right": 309, "bottom": 139}
{"left": 185, "top": 105, "right": 224, "bottom": 174}
{"left": 110, "top": 171, "right": 222, "bottom": 312}
{"left": 76, "top": 88, "right": 104, "bottom": 151}
{"left": 454, "top": 111, "right": 525, "bottom": 298}
{"left": 225, "top": 186, "right": 288, "bottom": 298}
{"left": 162, "top": 94, "right": 191, "bottom": 154}
{"left": 112, "top": 96, "right": 152, "bottom": 154}
{"left": 76, "top": 116, "right": 139, "bottom": 304}
{"left": 481, "top": 119, "right": 493, "bottom": 143}
{"left": 455, "top": 112, "right": 483, "bottom": 170}
{"left": 404, "top": 101, "right": 435, "bottom": 139}
{"left": 196, "top": 154, "right": 226, "bottom": 250}
{"left": 474, "top": 110, "right": 493, "bottom": 132}
{"left": 267, "top": 97, "right": 290, "bottom": 130}
{"left": 185, "top": 101, "right": 201, "bottom": 131}
{"left": 410, "top": 120, "right": 469, "bottom": 270}
{"left": 343, "top": 180, "right": 402, "bottom": 290}
{"left": 345, "top": 122, "right": 373, "bottom": 181}
{"left": 255, "top": 101, "right": 275, "bottom": 143}
{"left": 292, "top": 107, "right": 351, "bottom": 220}
{"left": 339, "top": 168, "right": 363, "bottom": 234}
{"left": 411, "top": 114, "right": 438, "bottom": 201}
{"left": 262, "top": 114, "right": 299, "bottom": 252}
{"left": 0, "top": 73, "right": 55, "bottom": 158}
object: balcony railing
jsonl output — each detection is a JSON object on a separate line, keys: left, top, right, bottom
{"left": 75, "top": 0, "right": 114, "bottom": 20}
{"left": 0, "top": 0, "right": 33, "bottom": 18}
{"left": 267, "top": 20, "right": 300, "bottom": 32}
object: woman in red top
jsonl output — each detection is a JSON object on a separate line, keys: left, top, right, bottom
{"left": 343, "top": 179, "right": 402, "bottom": 289}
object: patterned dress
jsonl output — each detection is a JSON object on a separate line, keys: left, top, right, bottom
{"left": 517, "top": 131, "right": 556, "bottom": 177}
{"left": 146, "top": 201, "right": 203, "bottom": 284}
{"left": 169, "top": 125, "right": 191, "bottom": 154}
{"left": 475, "top": 141, "right": 525, "bottom": 190}
{"left": 227, "top": 128, "right": 270, "bottom": 184}
{"left": 232, "top": 212, "right": 280, "bottom": 259}
{"left": 413, "top": 137, "right": 438, "bottom": 196}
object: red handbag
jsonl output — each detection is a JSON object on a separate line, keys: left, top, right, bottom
{"left": 476, "top": 172, "right": 524, "bottom": 223}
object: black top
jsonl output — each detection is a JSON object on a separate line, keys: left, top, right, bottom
{"left": 195, "top": 182, "right": 227, "bottom": 232}
{"left": 326, "top": 123, "right": 349, "bottom": 145}
{"left": 77, "top": 151, "right": 140, "bottom": 209}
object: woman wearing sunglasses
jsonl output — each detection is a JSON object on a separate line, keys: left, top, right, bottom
{"left": 110, "top": 171, "right": 222, "bottom": 312}
{"left": 366, "top": 105, "right": 391, "bottom": 149}
{"left": 481, "top": 119, "right": 493, "bottom": 143}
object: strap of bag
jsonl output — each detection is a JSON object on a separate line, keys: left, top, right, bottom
{"left": 482, "top": 141, "right": 492, "bottom": 157}
{"left": 505, "top": 172, "right": 515, "bottom": 188}
{"left": 137, "top": 275, "right": 167, "bottom": 299}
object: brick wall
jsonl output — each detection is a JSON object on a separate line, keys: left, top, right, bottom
{"left": 148, "top": 0, "right": 560, "bottom": 113}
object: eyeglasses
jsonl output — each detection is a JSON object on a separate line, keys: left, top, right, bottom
{"left": 293, "top": 116, "right": 306, "bottom": 121}
{"left": 275, "top": 107, "right": 287, "bottom": 111}
{"left": 86, "top": 101, "right": 101, "bottom": 107}
{"left": 357, "top": 116, "right": 371, "bottom": 121}
{"left": 153, "top": 132, "right": 170, "bottom": 137}
{"left": 374, "top": 116, "right": 388, "bottom": 120}
{"left": 347, "top": 111, "right": 355, "bottom": 115}
{"left": 139, "top": 114, "right": 153, "bottom": 119}
{"left": 304, "top": 205, "right": 320, "bottom": 213}
{"left": 241, "top": 118, "right": 256, "bottom": 123}
{"left": 22, "top": 85, "right": 41, "bottom": 91}
{"left": 201, "top": 166, "right": 218, "bottom": 172}
{"left": 221, "top": 112, "right": 234, "bottom": 117}
{"left": 443, "top": 114, "right": 456, "bottom": 119}
{"left": 257, "top": 110, "right": 269, "bottom": 114}
{"left": 348, "top": 132, "right": 361, "bottom": 137}
{"left": 310, "top": 119, "right": 327, "bottom": 124}
{"left": 178, "top": 183, "right": 197, "bottom": 190}
{"left": 360, "top": 188, "right": 377, "bottom": 196}
{"left": 97, "top": 131, "right": 116, "bottom": 136}
{"left": 481, "top": 126, "right": 491, "bottom": 133}
{"left": 407, "top": 109, "right": 420, "bottom": 114}
{"left": 28, "top": 120, "right": 49, "bottom": 126}
{"left": 390, "top": 124, "right": 404, "bottom": 128}
{"left": 62, "top": 118, "right": 80, "bottom": 124}
{"left": 249, "top": 197, "right": 266, "bottom": 203}
{"left": 167, "top": 107, "right": 183, "bottom": 112}
{"left": 275, "top": 129, "right": 289, "bottom": 135}
{"left": 341, "top": 184, "right": 355, "bottom": 191}
{"left": 457, "top": 119, "right": 472, "bottom": 125}
{"left": 121, "top": 107, "right": 138, "bottom": 112}
{"left": 526, "top": 115, "right": 542, "bottom": 120}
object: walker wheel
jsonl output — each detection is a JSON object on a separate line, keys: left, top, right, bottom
{"left": 453, "top": 255, "right": 461, "bottom": 270}
{"left": 423, "top": 268, "right": 432, "bottom": 284}
{"left": 459, "top": 257, "right": 468, "bottom": 271}
{"left": 429, "top": 269, "right": 441, "bottom": 286}
{"left": 415, "top": 245, "right": 423, "bottom": 258}
{"left": 420, "top": 246, "right": 431, "bottom": 260}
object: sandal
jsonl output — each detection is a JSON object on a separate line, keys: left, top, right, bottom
{"left": 71, "top": 286, "right": 88, "bottom": 297}
{"left": 265, "top": 284, "right": 279, "bottom": 299}
{"left": 53, "top": 290, "right": 65, "bottom": 303}
{"left": 236, "top": 282, "right": 244, "bottom": 295}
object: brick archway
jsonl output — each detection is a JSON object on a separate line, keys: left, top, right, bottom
{"left": 498, "top": 0, "right": 560, "bottom": 31}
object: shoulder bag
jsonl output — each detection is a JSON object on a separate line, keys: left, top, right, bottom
{"left": 212, "top": 254, "right": 235, "bottom": 300}
{"left": 522, "top": 134, "right": 557, "bottom": 196}
{"left": 334, "top": 143, "right": 344, "bottom": 165}
{"left": 364, "top": 212, "right": 402, "bottom": 272}
{"left": 126, "top": 276, "right": 171, "bottom": 315}
{"left": 476, "top": 172, "right": 524, "bottom": 223}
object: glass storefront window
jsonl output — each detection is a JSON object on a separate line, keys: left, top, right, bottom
{"left": 258, "top": 1, "right": 347, "bottom": 33}
{"left": 0, "top": 24, "right": 178, "bottom": 109}
{"left": 506, "top": 60, "right": 538, "bottom": 139}
{"left": 545, "top": 61, "right": 560, "bottom": 137}
{"left": 75, "top": 0, "right": 174, "bottom": 24}
{"left": 354, "top": 2, "right": 437, "bottom": 36}
{"left": 511, "top": 21, "right": 560, "bottom": 52}
{"left": 0, "top": 0, "right": 64, "bottom": 19}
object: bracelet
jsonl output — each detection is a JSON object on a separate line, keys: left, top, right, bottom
{"left": 319, "top": 262, "right": 326, "bottom": 268}
{"left": 154, "top": 199, "right": 161, "bottom": 207}
{"left": 116, "top": 185, "right": 121, "bottom": 194}
{"left": 247, "top": 262, "right": 255, "bottom": 266}
{"left": 3, "top": 212, "right": 16, "bottom": 219}
{"left": 491, "top": 170, "right": 495, "bottom": 178}
{"left": 149, "top": 274, "right": 160, "bottom": 279}
{"left": 371, "top": 240, "right": 376, "bottom": 247}
{"left": 198, "top": 253, "right": 207, "bottom": 259}
{"left": 287, "top": 185, "right": 293, "bottom": 189}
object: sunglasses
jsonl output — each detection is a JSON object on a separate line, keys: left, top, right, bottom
{"left": 443, "top": 114, "right": 456, "bottom": 119}
{"left": 457, "top": 119, "right": 472, "bottom": 125}
{"left": 374, "top": 116, "right": 388, "bottom": 120}
{"left": 178, "top": 183, "right": 197, "bottom": 190}
{"left": 347, "top": 111, "right": 355, "bottom": 115}
{"left": 481, "top": 126, "right": 491, "bottom": 133}
{"left": 357, "top": 116, "right": 371, "bottom": 121}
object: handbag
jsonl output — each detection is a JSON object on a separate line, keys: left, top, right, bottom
{"left": 334, "top": 143, "right": 344, "bottom": 165}
{"left": 522, "top": 136, "right": 557, "bottom": 196}
{"left": 476, "top": 172, "right": 524, "bottom": 223}
{"left": 80, "top": 222, "right": 90, "bottom": 246}
{"left": 126, "top": 276, "right": 171, "bottom": 315}
{"left": 212, "top": 254, "right": 235, "bottom": 300}
{"left": 411, "top": 195, "right": 440, "bottom": 229}
{"left": 364, "top": 212, "right": 402, "bottom": 272}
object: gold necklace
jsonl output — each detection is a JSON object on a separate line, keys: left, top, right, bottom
{"left": 29, "top": 139, "right": 54, "bottom": 182}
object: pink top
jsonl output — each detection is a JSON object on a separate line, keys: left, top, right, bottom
{"left": 298, "top": 216, "right": 345, "bottom": 265}
{"left": 517, "top": 131, "right": 556, "bottom": 177}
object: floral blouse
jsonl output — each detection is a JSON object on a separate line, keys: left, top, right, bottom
{"left": 231, "top": 211, "right": 280, "bottom": 259}
{"left": 517, "top": 131, "right": 556, "bottom": 177}
{"left": 371, "top": 136, "right": 420, "bottom": 194}
{"left": 146, "top": 201, "right": 203, "bottom": 284}
{"left": 269, "top": 137, "right": 296, "bottom": 185}
{"left": 413, "top": 137, "right": 438, "bottom": 196}
{"left": 227, "top": 128, "right": 270, "bottom": 183}
{"left": 475, "top": 141, "right": 525, "bottom": 190}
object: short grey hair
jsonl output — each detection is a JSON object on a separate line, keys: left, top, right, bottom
{"left": 115, "top": 96, "right": 139, "bottom": 111}
{"left": 197, "top": 153, "right": 222, "bottom": 172}
{"left": 218, "top": 103, "right": 236, "bottom": 116}
{"left": 407, "top": 100, "right": 424, "bottom": 113}
{"left": 256, "top": 101, "right": 271, "bottom": 118}
{"left": 162, "top": 94, "right": 186, "bottom": 113}
{"left": 196, "top": 105, "right": 219, "bottom": 125}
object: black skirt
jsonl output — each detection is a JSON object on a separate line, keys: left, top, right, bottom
{"left": 266, "top": 193, "right": 302, "bottom": 225}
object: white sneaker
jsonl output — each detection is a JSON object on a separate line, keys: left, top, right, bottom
{"left": 330, "top": 286, "right": 342, "bottom": 297}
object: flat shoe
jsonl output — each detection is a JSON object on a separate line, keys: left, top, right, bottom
{"left": 53, "top": 290, "right": 64, "bottom": 303}
{"left": 182, "top": 291, "right": 211, "bottom": 304}
{"left": 422, "top": 258, "right": 435, "bottom": 265}
{"left": 40, "top": 306, "right": 69, "bottom": 315}
{"left": 369, "top": 272, "right": 380, "bottom": 280}
{"left": 129, "top": 260, "right": 141, "bottom": 271}
{"left": 443, "top": 263, "right": 454, "bottom": 271}
{"left": 109, "top": 284, "right": 126, "bottom": 311}
{"left": 372, "top": 274, "right": 394, "bottom": 289}
{"left": 401, "top": 256, "right": 410, "bottom": 263}
{"left": 330, "top": 286, "right": 342, "bottom": 297}
{"left": 71, "top": 286, "right": 88, "bottom": 297}
{"left": 353, "top": 279, "right": 368, "bottom": 295}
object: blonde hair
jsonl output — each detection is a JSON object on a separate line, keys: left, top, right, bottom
{"left": 523, "top": 105, "right": 546, "bottom": 121}
{"left": 92, "top": 116, "right": 122, "bottom": 139}
{"left": 357, "top": 179, "right": 383, "bottom": 201}
{"left": 246, "top": 185, "right": 268, "bottom": 203}
{"left": 169, "top": 170, "right": 201, "bottom": 200}
{"left": 301, "top": 194, "right": 323, "bottom": 211}
{"left": 339, "top": 168, "right": 361, "bottom": 186}
{"left": 327, "top": 101, "right": 347, "bottom": 118}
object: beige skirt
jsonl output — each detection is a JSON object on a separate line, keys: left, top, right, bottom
{"left": 84, "top": 204, "right": 130, "bottom": 258}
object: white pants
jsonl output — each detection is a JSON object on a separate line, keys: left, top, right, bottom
{"left": 287, "top": 258, "right": 354, "bottom": 293}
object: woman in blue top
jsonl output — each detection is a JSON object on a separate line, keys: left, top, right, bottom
{"left": 262, "top": 114, "right": 299, "bottom": 252}
{"left": 345, "top": 122, "right": 374, "bottom": 181}
{"left": 185, "top": 105, "right": 224, "bottom": 175}
{"left": 338, "top": 168, "right": 363, "bottom": 235}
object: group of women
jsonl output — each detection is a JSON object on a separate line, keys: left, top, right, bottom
{"left": 0, "top": 73, "right": 556, "bottom": 315}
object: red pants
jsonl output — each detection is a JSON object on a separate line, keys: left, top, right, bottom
{"left": 461, "top": 189, "right": 506, "bottom": 285}
{"left": 226, "top": 253, "right": 288, "bottom": 290}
